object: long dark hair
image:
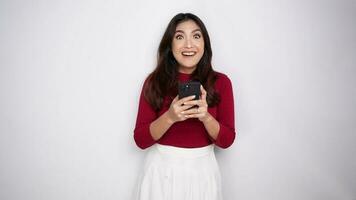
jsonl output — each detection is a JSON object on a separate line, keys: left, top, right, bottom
{"left": 143, "top": 13, "right": 220, "bottom": 111}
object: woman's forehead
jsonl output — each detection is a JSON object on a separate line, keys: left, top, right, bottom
{"left": 175, "top": 20, "right": 201, "bottom": 32}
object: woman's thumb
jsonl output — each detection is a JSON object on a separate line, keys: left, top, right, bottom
{"left": 172, "top": 95, "right": 179, "bottom": 103}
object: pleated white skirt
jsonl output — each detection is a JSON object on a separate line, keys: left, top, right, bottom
{"left": 132, "top": 143, "right": 223, "bottom": 200}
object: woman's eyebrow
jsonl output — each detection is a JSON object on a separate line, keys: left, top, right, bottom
{"left": 175, "top": 29, "right": 202, "bottom": 34}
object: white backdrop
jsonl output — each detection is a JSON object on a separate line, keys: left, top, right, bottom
{"left": 1, "top": 0, "right": 355, "bottom": 199}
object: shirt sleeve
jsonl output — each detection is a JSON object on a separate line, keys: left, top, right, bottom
{"left": 211, "top": 74, "right": 236, "bottom": 149}
{"left": 133, "top": 81, "right": 158, "bottom": 149}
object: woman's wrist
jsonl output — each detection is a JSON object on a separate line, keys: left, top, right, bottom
{"left": 200, "top": 113, "right": 220, "bottom": 140}
{"left": 164, "top": 111, "right": 175, "bottom": 125}
{"left": 200, "top": 113, "right": 213, "bottom": 123}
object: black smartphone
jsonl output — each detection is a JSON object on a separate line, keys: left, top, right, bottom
{"left": 178, "top": 81, "right": 201, "bottom": 101}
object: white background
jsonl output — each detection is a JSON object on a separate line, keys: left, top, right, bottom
{"left": 1, "top": 0, "right": 355, "bottom": 199}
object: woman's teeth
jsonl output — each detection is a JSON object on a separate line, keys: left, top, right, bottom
{"left": 182, "top": 52, "right": 196, "bottom": 56}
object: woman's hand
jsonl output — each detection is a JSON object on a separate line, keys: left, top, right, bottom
{"left": 181, "top": 85, "right": 212, "bottom": 122}
{"left": 166, "top": 95, "right": 196, "bottom": 124}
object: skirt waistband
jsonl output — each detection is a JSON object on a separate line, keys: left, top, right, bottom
{"left": 154, "top": 143, "right": 214, "bottom": 158}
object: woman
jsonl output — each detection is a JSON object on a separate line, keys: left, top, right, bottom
{"left": 132, "top": 13, "right": 236, "bottom": 200}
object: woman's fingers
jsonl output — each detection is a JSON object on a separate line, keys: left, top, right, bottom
{"left": 185, "top": 113, "right": 204, "bottom": 118}
{"left": 176, "top": 95, "right": 196, "bottom": 106}
{"left": 168, "top": 86, "right": 209, "bottom": 121}
{"left": 181, "top": 107, "right": 200, "bottom": 115}
{"left": 200, "top": 85, "right": 207, "bottom": 101}
{"left": 178, "top": 104, "right": 195, "bottom": 111}
{"left": 172, "top": 95, "right": 179, "bottom": 103}
{"left": 183, "top": 100, "right": 206, "bottom": 107}
{"left": 168, "top": 95, "right": 196, "bottom": 122}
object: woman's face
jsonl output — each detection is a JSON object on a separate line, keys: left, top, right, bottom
{"left": 172, "top": 20, "right": 205, "bottom": 74}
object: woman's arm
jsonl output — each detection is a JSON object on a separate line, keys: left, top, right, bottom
{"left": 133, "top": 86, "right": 158, "bottom": 149}
{"left": 134, "top": 81, "right": 196, "bottom": 149}
{"left": 200, "top": 113, "right": 220, "bottom": 140}
{"left": 150, "top": 95, "right": 197, "bottom": 140}
{"left": 182, "top": 74, "right": 236, "bottom": 148}
{"left": 149, "top": 111, "right": 174, "bottom": 141}
{"left": 211, "top": 74, "right": 236, "bottom": 148}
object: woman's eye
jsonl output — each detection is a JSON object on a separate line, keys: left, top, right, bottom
{"left": 176, "top": 35, "right": 183, "bottom": 40}
{"left": 194, "top": 34, "right": 201, "bottom": 39}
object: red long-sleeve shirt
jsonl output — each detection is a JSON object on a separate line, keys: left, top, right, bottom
{"left": 133, "top": 71, "right": 236, "bottom": 149}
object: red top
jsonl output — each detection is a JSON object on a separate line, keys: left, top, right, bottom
{"left": 133, "top": 71, "right": 236, "bottom": 149}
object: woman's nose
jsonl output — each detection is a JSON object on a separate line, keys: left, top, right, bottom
{"left": 184, "top": 38, "right": 192, "bottom": 48}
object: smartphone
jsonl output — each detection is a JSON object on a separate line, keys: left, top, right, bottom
{"left": 178, "top": 81, "right": 201, "bottom": 101}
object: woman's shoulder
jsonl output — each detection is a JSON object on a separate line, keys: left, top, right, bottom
{"left": 213, "top": 70, "right": 232, "bottom": 87}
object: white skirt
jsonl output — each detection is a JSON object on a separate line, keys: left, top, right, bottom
{"left": 132, "top": 143, "right": 223, "bottom": 200}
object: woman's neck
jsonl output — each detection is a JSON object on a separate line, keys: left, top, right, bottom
{"left": 178, "top": 66, "right": 196, "bottom": 74}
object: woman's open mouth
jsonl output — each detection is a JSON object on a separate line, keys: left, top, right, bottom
{"left": 181, "top": 51, "right": 197, "bottom": 57}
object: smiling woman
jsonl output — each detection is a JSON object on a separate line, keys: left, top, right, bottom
{"left": 172, "top": 21, "right": 205, "bottom": 74}
{"left": 132, "top": 13, "right": 236, "bottom": 200}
